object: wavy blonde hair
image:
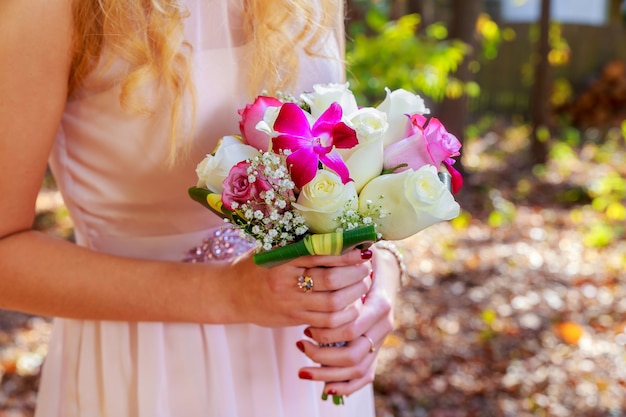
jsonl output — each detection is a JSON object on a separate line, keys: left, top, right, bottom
{"left": 69, "top": 0, "right": 340, "bottom": 162}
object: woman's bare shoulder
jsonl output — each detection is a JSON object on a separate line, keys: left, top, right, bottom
{"left": 0, "top": 0, "right": 74, "bottom": 69}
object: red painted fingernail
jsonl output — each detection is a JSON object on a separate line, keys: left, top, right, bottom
{"left": 360, "top": 249, "right": 372, "bottom": 260}
{"left": 327, "top": 389, "right": 338, "bottom": 395}
{"left": 299, "top": 370, "right": 313, "bottom": 380}
{"left": 304, "top": 328, "right": 312, "bottom": 338}
{"left": 296, "top": 341, "right": 305, "bottom": 353}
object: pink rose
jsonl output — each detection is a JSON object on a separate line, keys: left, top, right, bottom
{"left": 238, "top": 96, "right": 283, "bottom": 151}
{"left": 221, "top": 161, "right": 273, "bottom": 213}
{"left": 383, "top": 114, "right": 461, "bottom": 172}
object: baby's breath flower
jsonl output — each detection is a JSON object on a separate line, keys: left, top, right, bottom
{"left": 229, "top": 149, "right": 310, "bottom": 249}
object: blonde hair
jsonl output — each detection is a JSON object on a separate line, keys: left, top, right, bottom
{"left": 69, "top": 0, "right": 340, "bottom": 161}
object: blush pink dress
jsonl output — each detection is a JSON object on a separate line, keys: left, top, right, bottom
{"left": 34, "top": 1, "right": 375, "bottom": 416}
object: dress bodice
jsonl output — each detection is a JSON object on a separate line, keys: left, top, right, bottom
{"left": 49, "top": 0, "right": 344, "bottom": 248}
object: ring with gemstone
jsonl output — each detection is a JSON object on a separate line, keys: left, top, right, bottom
{"left": 297, "top": 275, "right": 314, "bottom": 293}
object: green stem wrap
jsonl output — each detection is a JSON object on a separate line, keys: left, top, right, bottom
{"left": 252, "top": 225, "right": 378, "bottom": 268}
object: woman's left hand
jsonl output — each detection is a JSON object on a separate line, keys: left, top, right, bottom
{"left": 295, "top": 245, "right": 402, "bottom": 398}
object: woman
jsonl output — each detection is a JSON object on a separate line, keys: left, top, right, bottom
{"left": 0, "top": 0, "right": 402, "bottom": 416}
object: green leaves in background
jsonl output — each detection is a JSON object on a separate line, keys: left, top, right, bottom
{"left": 346, "top": 12, "right": 468, "bottom": 105}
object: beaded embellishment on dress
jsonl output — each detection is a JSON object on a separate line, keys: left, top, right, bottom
{"left": 182, "top": 227, "right": 255, "bottom": 262}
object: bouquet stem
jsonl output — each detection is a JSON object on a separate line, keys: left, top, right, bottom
{"left": 321, "top": 391, "right": 344, "bottom": 405}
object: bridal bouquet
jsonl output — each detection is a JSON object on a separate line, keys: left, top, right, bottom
{"left": 189, "top": 83, "right": 463, "bottom": 268}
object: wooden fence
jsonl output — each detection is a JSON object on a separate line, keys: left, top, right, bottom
{"left": 470, "top": 23, "right": 626, "bottom": 118}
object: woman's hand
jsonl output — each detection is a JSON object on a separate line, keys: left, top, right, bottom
{"left": 223, "top": 248, "right": 373, "bottom": 328}
{"left": 294, "top": 246, "right": 401, "bottom": 397}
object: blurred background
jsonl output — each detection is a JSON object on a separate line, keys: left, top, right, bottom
{"left": 2, "top": 0, "right": 626, "bottom": 416}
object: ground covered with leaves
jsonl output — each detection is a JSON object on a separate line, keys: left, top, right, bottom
{"left": 1, "top": 121, "right": 625, "bottom": 416}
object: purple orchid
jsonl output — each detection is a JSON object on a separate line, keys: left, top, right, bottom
{"left": 271, "top": 102, "right": 358, "bottom": 188}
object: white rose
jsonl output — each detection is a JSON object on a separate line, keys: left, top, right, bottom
{"left": 347, "top": 107, "right": 388, "bottom": 144}
{"left": 195, "top": 135, "right": 260, "bottom": 193}
{"left": 337, "top": 107, "right": 388, "bottom": 192}
{"left": 376, "top": 87, "right": 430, "bottom": 148}
{"left": 301, "top": 82, "right": 359, "bottom": 118}
{"left": 358, "top": 165, "right": 459, "bottom": 240}
{"left": 292, "top": 170, "right": 358, "bottom": 233}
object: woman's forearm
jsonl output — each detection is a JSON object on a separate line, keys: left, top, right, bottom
{"left": 0, "top": 229, "right": 237, "bottom": 323}
{"left": 0, "top": 229, "right": 374, "bottom": 328}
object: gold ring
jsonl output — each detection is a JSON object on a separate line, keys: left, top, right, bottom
{"left": 297, "top": 275, "right": 314, "bottom": 293}
{"left": 362, "top": 334, "right": 376, "bottom": 353}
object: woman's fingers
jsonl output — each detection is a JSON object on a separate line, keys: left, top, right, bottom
{"left": 295, "top": 329, "right": 384, "bottom": 397}
{"left": 303, "top": 289, "right": 393, "bottom": 345}
{"left": 290, "top": 248, "right": 370, "bottom": 269}
{"left": 300, "top": 277, "right": 370, "bottom": 313}
{"left": 297, "top": 318, "right": 387, "bottom": 367}
{"left": 294, "top": 305, "right": 361, "bottom": 329}
{"left": 296, "top": 342, "right": 378, "bottom": 391}
{"left": 321, "top": 368, "right": 377, "bottom": 398}
{"left": 290, "top": 254, "right": 372, "bottom": 293}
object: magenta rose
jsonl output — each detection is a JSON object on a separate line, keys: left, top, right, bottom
{"left": 221, "top": 161, "right": 273, "bottom": 213}
{"left": 383, "top": 114, "right": 461, "bottom": 172}
{"left": 238, "top": 96, "right": 283, "bottom": 151}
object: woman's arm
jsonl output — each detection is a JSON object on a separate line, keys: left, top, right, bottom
{"left": 0, "top": 0, "right": 372, "bottom": 329}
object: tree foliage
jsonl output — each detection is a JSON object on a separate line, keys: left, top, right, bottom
{"left": 346, "top": 11, "right": 468, "bottom": 106}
